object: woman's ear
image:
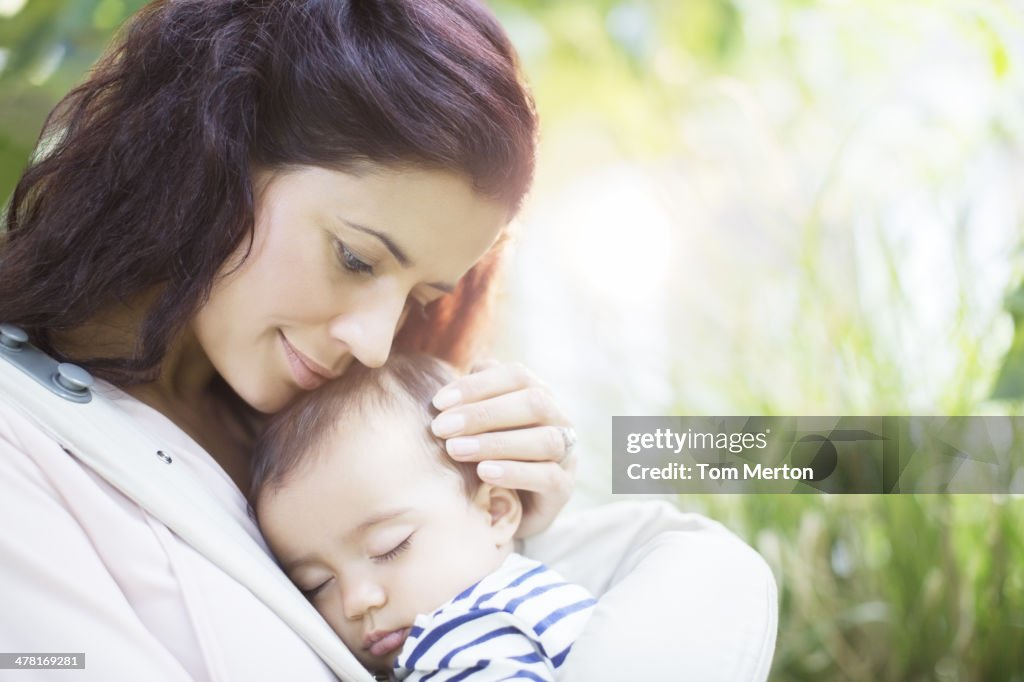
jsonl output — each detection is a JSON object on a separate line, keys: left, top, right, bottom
{"left": 471, "top": 484, "right": 522, "bottom": 548}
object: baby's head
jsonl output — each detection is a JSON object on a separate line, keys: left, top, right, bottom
{"left": 249, "top": 354, "right": 521, "bottom": 673}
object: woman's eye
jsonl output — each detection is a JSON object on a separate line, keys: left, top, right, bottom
{"left": 372, "top": 536, "right": 412, "bottom": 563}
{"left": 333, "top": 239, "right": 374, "bottom": 274}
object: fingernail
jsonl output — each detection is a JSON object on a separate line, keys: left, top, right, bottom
{"left": 447, "top": 437, "right": 480, "bottom": 458}
{"left": 433, "top": 388, "right": 462, "bottom": 410}
{"left": 478, "top": 462, "right": 503, "bottom": 480}
{"left": 431, "top": 413, "right": 465, "bottom": 437}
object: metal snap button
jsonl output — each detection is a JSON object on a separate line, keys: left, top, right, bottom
{"left": 0, "top": 323, "right": 29, "bottom": 350}
{"left": 55, "top": 363, "right": 95, "bottom": 394}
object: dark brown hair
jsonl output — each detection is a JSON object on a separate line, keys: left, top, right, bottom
{"left": 247, "top": 353, "right": 477, "bottom": 514}
{"left": 0, "top": 0, "right": 536, "bottom": 383}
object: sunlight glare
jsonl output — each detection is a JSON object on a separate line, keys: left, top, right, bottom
{"left": 554, "top": 168, "right": 675, "bottom": 303}
{"left": 0, "top": 0, "right": 26, "bottom": 18}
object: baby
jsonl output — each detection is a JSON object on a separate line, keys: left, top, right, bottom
{"left": 248, "top": 353, "right": 596, "bottom": 681}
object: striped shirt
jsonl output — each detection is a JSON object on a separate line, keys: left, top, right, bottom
{"left": 392, "top": 553, "right": 597, "bottom": 681}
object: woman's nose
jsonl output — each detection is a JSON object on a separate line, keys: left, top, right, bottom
{"left": 340, "top": 577, "right": 387, "bottom": 620}
{"left": 327, "top": 292, "right": 408, "bottom": 369}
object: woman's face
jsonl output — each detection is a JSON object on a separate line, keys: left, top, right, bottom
{"left": 192, "top": 165, "right": 506, "bottom": 413}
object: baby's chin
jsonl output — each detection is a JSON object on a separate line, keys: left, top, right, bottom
{"left": 362, "top": 656, "right": 397, "bottom": 678}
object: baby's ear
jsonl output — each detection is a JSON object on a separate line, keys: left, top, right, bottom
{"left": 472, "top": 484, "right": 522, "bottom": 548}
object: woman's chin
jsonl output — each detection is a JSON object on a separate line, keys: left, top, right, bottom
{"left": 233, "top": 382, "right": 298, "bottom": 415}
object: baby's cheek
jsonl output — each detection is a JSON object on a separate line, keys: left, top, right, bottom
{"left": 316, "top": 602, "right": 356, "bottom": 650}
{"left": 337, "top": 624, "right": 378, "bottom": 668}
{"left": 406, "top": 574, "right": 459, "bottom": 618}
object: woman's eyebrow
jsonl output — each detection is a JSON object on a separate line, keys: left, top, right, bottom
{"left": 342, "top": 219, "right": 457, "bottom": 293}
{"left": 343, "top": 220, "right": 411, "bottom": 266}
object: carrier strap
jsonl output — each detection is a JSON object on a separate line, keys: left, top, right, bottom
{"left": 0, "top": 331, "right": 372, "bottom": 682}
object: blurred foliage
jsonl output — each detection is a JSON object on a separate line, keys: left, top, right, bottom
{"left": 992, "top": 283, "right": 1024, "bottom": 400}
{"left": 2, "top": 1, "right": 1024, "bottom": 680}
{"left": 493, "top": 2, "right": 1024, "bottom": 680}
{"left": 0, "top": 0, "right": 148, "bottom": 203}
{"left": 688, "top": 494, "right": 1024, "bottom": 681}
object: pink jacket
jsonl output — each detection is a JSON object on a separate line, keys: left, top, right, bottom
{"left": 0, "top": 382, "right": 340, "bottom": 681}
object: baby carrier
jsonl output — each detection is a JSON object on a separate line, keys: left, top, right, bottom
{"left": 0, "top": 324, "right": 373, "bottom": 680}
{"left": 0, "top": 323, "right": 778, "bottom": 681}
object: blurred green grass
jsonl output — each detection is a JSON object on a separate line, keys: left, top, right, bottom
{"left": 686, "top": 494, "right": 1024, "bottom": 680}
{"left": 3, "top": 1, "right": 1024, "bottom": 680}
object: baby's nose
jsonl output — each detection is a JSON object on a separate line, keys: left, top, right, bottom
{"left": 341, "top": 578, "right": 387, "bottom": 620}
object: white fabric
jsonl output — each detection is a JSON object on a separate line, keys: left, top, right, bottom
{"left": 0, "top": 354, "right": 777, "bottom": 682}
{"left": 394, "top": 553, "right": 595, "bottom": 681}
{"left": 524, "top": 501, "right": 779, "bottom": 681}
{"left": 0, "top": 357, "right": 369, "bottom": 681}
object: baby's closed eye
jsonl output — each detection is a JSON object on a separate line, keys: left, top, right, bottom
{"left": 299, "top": 576, "right": 333, "bottom": 600}
{"left": 371, "top": 533, "right": 414, "bottom": 563}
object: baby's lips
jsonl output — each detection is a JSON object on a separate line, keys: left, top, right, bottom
{"left": 365, "top": 627, "right": 410, "bottom": 657}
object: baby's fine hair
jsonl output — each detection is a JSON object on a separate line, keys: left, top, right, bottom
{"left": 248, "top": 353, "right": 478, "bottom": 514}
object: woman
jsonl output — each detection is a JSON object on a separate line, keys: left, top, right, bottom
{"left": 0, "top": 1, "right": 776, "bottom": 680}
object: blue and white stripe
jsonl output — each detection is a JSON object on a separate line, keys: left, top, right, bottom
{"left": 393, "top": 553, "right": 596, "bottom": 681}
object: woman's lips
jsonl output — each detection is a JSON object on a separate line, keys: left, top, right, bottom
{"left": 279, "top": 332, "right": 333, "bottom": 391}
{"left": 365, "top": 628, "right": 410, "bottom": 658}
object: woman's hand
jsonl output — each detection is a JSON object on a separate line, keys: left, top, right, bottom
{"left": 430, "top": 361, "right": 576, "bottom": 538}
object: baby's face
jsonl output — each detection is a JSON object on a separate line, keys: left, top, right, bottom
{"left": 257, "top": 407, "right": 507, "bottom": 673}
